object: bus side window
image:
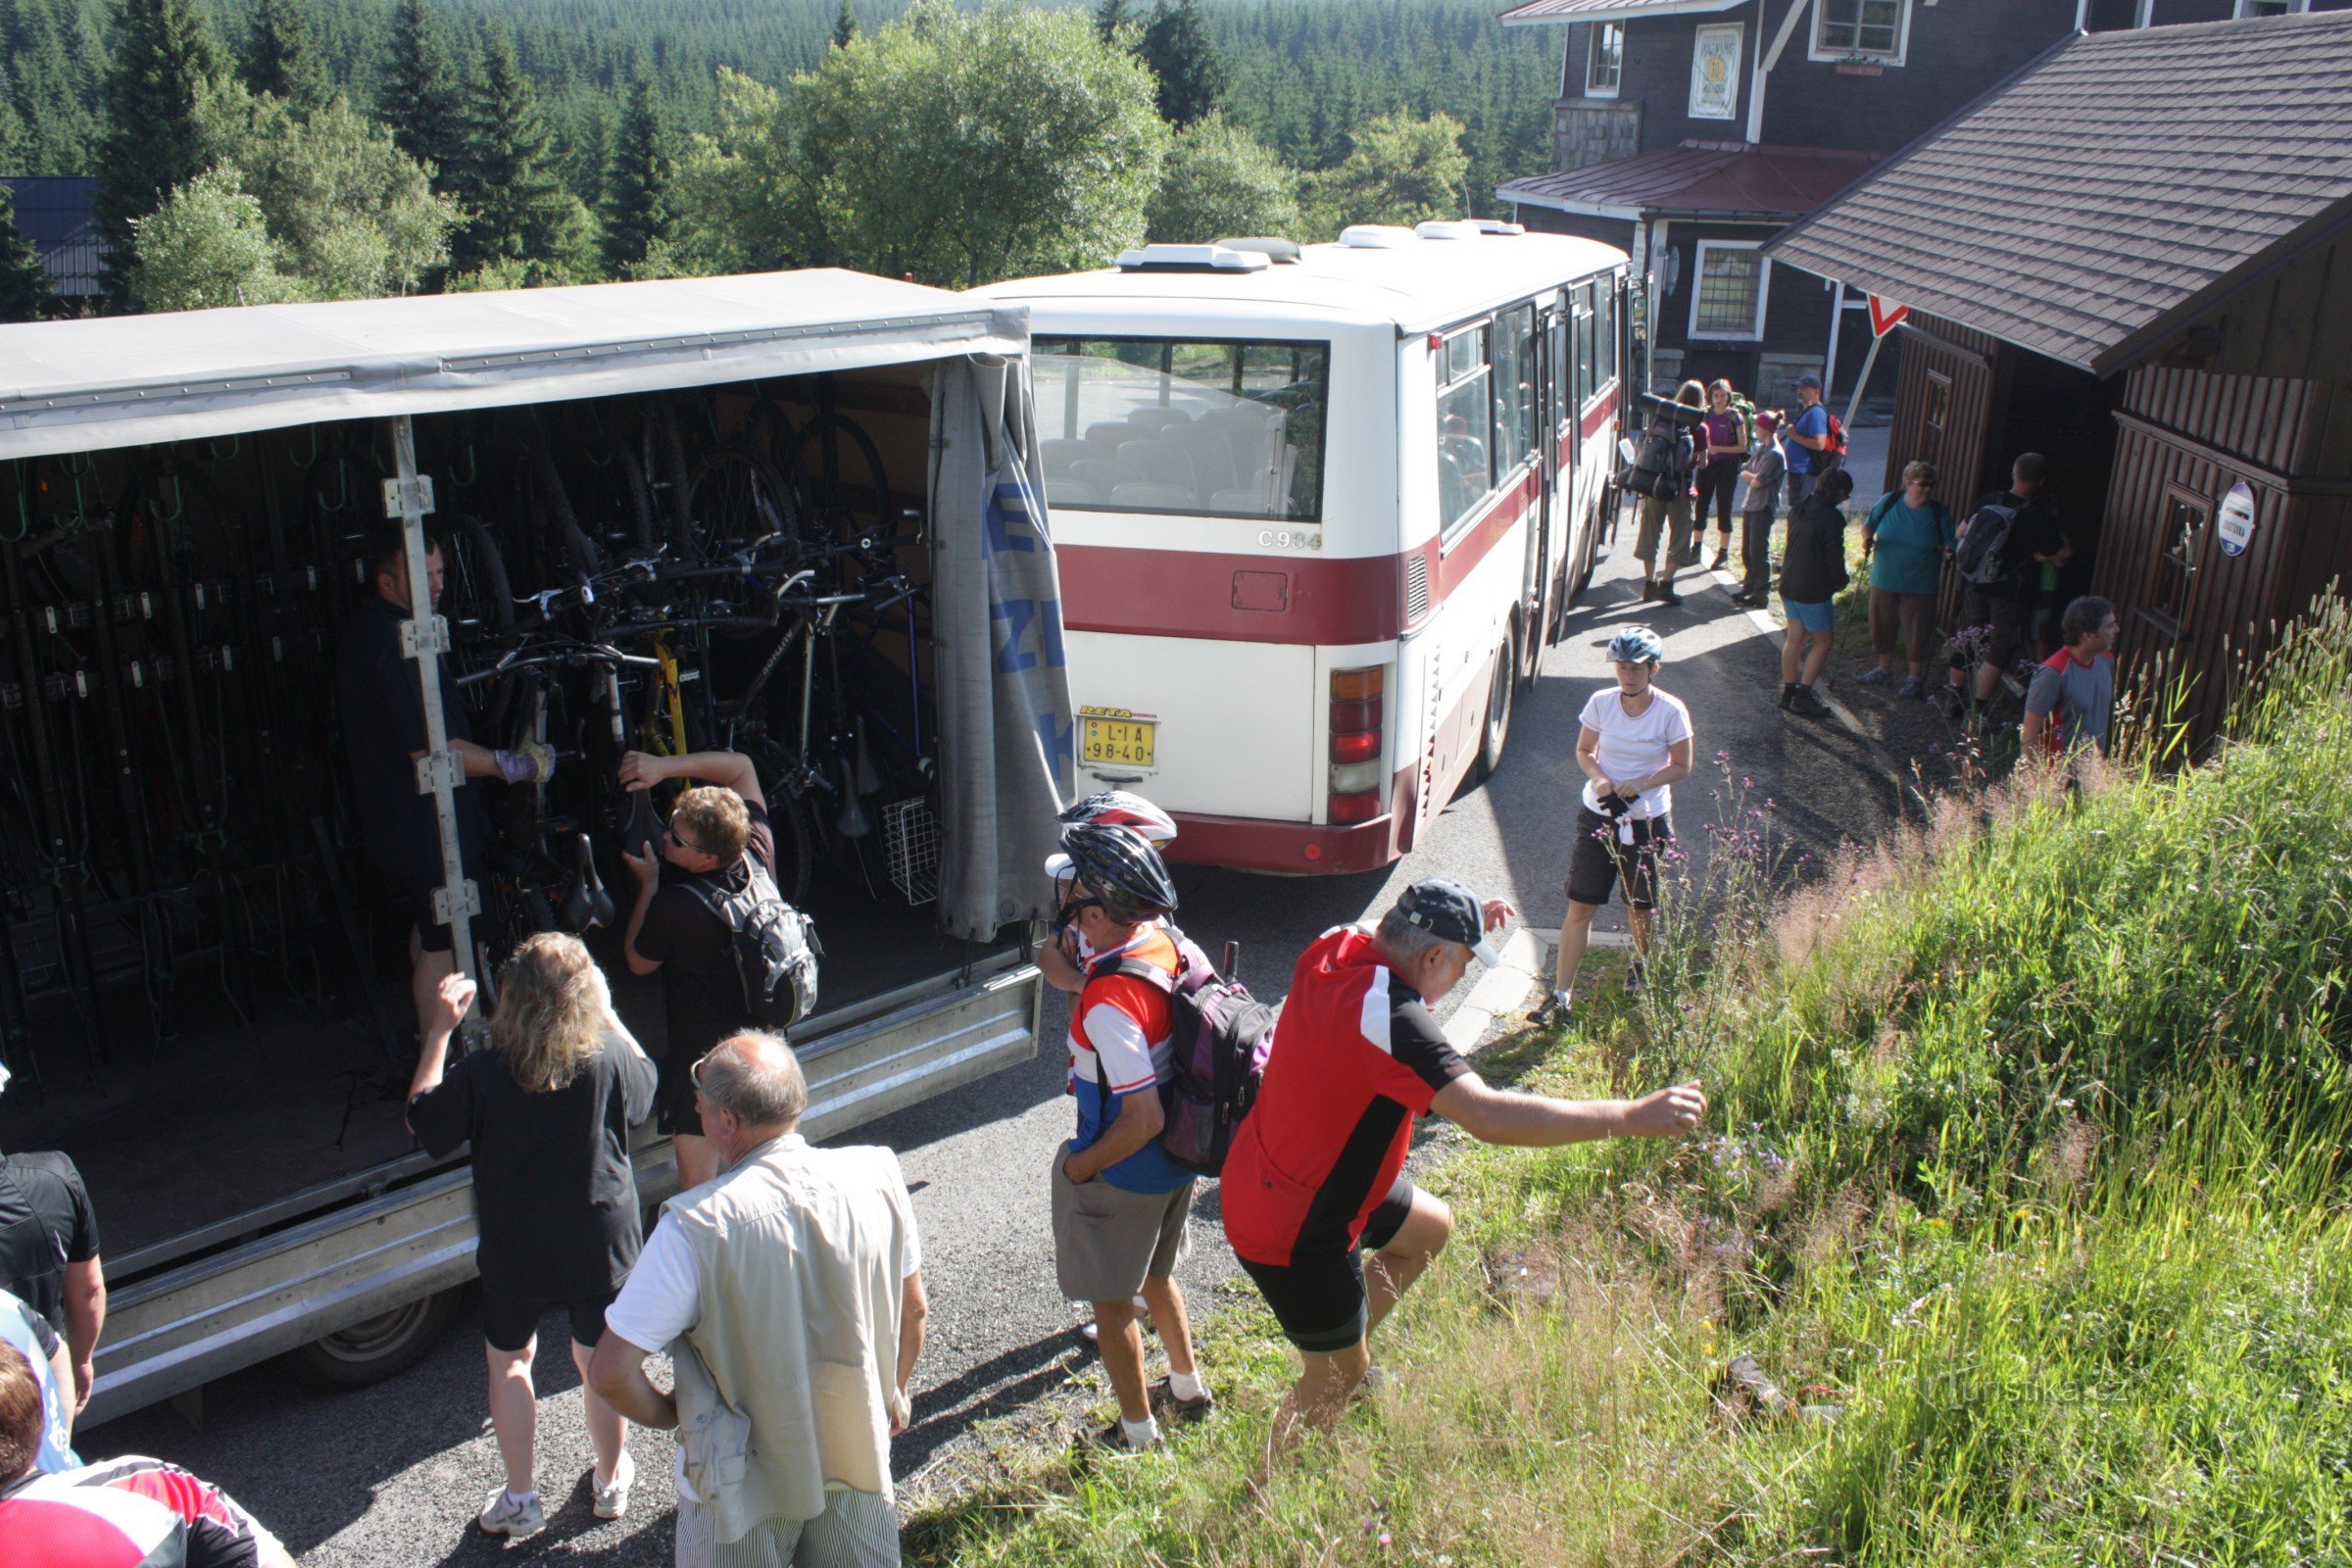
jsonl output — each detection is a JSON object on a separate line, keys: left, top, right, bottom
{"left": 1573, "top": 283, "right": 1596, "bottom": 414}
{"left": 1596, "top": 285, "right": 1618, "bottom": 389}
{"left": 1548, "top": 313, "right": 1570, "bottom": 440}
{"left": 1437, "top": 324, "right": 1493, "bottom": 529}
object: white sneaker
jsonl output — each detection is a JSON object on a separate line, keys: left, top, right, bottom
{"left": 477, "top": 1486, "right": 546, "bottom": 1540}
{"left": 592, "top": 1450, "right": 635, "bottom": 1520}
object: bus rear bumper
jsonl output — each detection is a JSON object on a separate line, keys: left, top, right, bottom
{"left": 1164, "top": 809, "right": 1399, "bottom": 875}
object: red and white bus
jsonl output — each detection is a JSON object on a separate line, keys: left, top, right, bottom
{"left": 981, "top": 223, "right": 1630, "bottom": 873}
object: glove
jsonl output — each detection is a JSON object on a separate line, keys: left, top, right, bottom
{"left": 494, "top": 743, "right": 558, "bottom": 786}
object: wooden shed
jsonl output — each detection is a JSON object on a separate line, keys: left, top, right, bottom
{"left": 1764, "top": 12, "right": 2352, "bottom": 746}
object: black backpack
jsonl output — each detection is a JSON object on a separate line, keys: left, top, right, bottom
{"left": 1621, "top": 417, "right": 1695, "bottom": 501}
{"left": 1953, "top": 500, "right": 2025, "bottom": 587}
{"left": 1087, "top": 930, "right": 1274, "bottom": 1176}
{"left": 686, "top": 858, "right": 822, "bottom": 1030}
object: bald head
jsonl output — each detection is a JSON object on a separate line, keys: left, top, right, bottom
{"left": 697, "top": 1032, "right": 807, "bottom": 1134}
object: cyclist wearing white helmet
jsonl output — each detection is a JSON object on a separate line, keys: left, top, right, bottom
{"left": 1539, "top": 625, "right": 1693, "bottom": 1027}
{"left": 1041, "top": 791, "right": 1179, "bottom": 997}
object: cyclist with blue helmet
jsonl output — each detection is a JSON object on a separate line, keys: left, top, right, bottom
{"left": 1538, "top": 625, "right": 1693, "bottom": 1028}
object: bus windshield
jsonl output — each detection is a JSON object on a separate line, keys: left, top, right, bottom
{"left": 1033, "top": 337, "right": 1328, "bottom": 522}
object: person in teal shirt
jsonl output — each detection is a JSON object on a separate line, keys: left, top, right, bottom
{"left": 1856, "top": 460, "right": 1956, "bottom": 698}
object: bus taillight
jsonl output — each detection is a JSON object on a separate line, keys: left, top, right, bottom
{"left": 1329, "top": 665, "right": 1387, "bottom": 823}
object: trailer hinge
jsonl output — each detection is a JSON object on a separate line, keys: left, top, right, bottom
{"left": 398, "top": 613, "right": 451, "bottom": 659}
{"left": 415, "top": 749, "right": 466, "bottom": 793}
{"left": 381, "top": 475, "right": 436, "bottom": 519}
{"left": 428, "top": 877, "right": 482, "bottom": 925}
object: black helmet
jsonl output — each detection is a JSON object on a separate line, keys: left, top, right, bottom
{"left": 1055, "top": 820, "right": 1179, "bottom": 920}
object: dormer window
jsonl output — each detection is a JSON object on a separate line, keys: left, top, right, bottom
{"left": 1813, "top": 0, "right": 1908, "bottom": 62}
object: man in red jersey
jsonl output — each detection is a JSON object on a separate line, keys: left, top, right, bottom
{"left": 1222, "top": 877, "right": 1705, "bottom": 1452}
{"left": 0, "top": 1343, "right": 296, "bottom": 1567}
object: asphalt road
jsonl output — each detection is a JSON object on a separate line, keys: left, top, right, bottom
{"left": 80, "top": 532, "right": 1899, "bottom": 1565}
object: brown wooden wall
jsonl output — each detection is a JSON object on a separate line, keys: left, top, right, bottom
{"left": 1885, "top": 313, "right": 2016, "bottom": 631}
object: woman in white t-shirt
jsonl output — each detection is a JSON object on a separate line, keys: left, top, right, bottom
{"left": 1540, "top": 625, "right": 1694, "bottom": 1026}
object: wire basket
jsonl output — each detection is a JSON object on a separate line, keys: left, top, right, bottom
{"left": 883, "top": 796, "right": 941, "bottom": 906}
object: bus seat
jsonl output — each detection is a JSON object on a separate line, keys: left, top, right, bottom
{"left": 1110, "top": 482, "right": 1197, "bottom": 509}
{"left": 1085, "top": 420, "right": 1138, "bottom": 453}
{"left": 1208, "top": 488, "right": 1272, "bottom": 515}
{"left": 1115, "top": 440, "right": 1195, "bottom": 491}
{"left": 1128, "top": 408, "right": 1191, "bottom": 431}
{"left": 1069, "top": 458, "right": 1122, "bottom": 496}
{"left": 1044, "top": 474, "right": 1099, "bottom": 507}
{"left": 1041, "top": 438, "right": 1089, "bottom": 474}
{"left": 1164, "top": 424, "right": 1236, "bottom": 497}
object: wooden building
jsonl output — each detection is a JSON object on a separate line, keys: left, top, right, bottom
{"left": 1767, "top": 12, "right": 2352, "bottom": 746}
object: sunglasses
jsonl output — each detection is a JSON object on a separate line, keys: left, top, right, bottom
{"left": 668, "top": 822, "right": 710, "bottom": 858}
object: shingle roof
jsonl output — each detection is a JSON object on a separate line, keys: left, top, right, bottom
{"left": 1499, "top": 0, "right": 1743, "bottom": 25}
{"left": 1, "top": 177, "right": 102, "bottom": 299}
{"left": 1500, "top": 140, "right": 1878, "bottom": 221}
{"left": 1764, "top": 12, "right": 2352, "bottom": 375}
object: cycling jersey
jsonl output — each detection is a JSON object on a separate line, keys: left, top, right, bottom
{"left": 1067, "top": 925, "right": 1191, "bottom": 1194}
{"left": 0, "top": 1453, "right": 282, "bottom": 1567}
{"left": 1222, "top": 925, "right": 1471, "bottom": 1266}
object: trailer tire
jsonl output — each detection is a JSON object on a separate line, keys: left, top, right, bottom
{"left": 284, "top": 1285, "right": 465, "bottom": 1387}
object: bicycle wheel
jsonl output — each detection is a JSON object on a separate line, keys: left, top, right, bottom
{"left": 439, "top": 513, "right": 520, "bottom": 739}
{"left": 793, "top": 411, "right": 894, "bottom": 546}
{"left": 681, "top": 448, "right": 798, "bottom": 564}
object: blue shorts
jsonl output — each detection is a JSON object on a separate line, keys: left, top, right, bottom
{"left": 1783, "top": 597, "right": 1836, "bottom": 633}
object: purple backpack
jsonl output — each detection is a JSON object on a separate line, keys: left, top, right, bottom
{"left": 1088, "top": 930, "right": 1275, "bottom": 1176}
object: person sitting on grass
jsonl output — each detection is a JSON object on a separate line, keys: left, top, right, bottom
{"left": 1779, "top": 466, "right": 1854, "bottom": 717}
{"left": 1221, "top": 878, "right": 1705, "bottom": 1458}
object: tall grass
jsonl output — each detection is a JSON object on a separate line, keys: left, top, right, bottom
{"left": 907, "top": 601, "right": 2352, "bottom": 1567}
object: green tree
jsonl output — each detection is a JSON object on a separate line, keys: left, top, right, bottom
{"left": 1305, "top": 110, "right": 1469, "bottom": 237}
{"left": 1094, "top": 0, "right": 1134, "bottom": 41}
{"left": 678, "top": 1, "right": 1166, "bottom": 289}
{"left": 194, "top": 83, "right": 460, "bottom": 298}
{"left": 600, "top": 76, "right": 672, "bottom": 275}
{"left": 0, "top": 163, "right": 59, "bottom": 321}
{"left": 2, "top": 0, "right": 104, "bottom": 173}
{"left": 447, "top": 24, "right": 593, "bottom": 279}
{"left": 1147, "top": 113, "right": 1298, "bottom": 244}
{"left": 831, "top": 0, "right": 856, "bottom": 49}
{"left": 378, "top": 0, "right": 460, "bottom": 184}
{"left": 242, "top": 0, "right": 329, "bottom": 114}
{"left": 1138, "top": 0, "right": 1227, "bottom": 127}
{"left": 125, "top": 165, "right": 296, "bottom": 311}
{"left": 95, "top": 0, "right": 225, "bottom": 303}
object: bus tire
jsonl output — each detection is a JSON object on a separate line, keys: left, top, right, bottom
{"left": 282, "top": 1285, "right": 465, "bottom": 1388}
{"left": 1475, "top": 623, "right": 1517, "bottom": 782}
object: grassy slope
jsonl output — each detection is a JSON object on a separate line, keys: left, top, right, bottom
{"left": 907, "top": 606, "right": 2352, "bottom": 1568}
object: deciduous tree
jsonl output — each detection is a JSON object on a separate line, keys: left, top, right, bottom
{"left": 125, "top": 166, "right": 294, "bottom": 311}
{"left": 1147, "top": 114, "right": 1298, "bottom": 244}
{"left": 95, "top": 0, "right": 225, "bottom": 303}
{"left": 1305, "top": 110, "right": 1468, "bottom": 237}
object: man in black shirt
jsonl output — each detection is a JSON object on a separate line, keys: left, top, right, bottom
{"left": 0, "top": 1136, "right": 103, "bottom": 1414}
{"left": 336, "top": 522, "right": 542, "bottom": 1060}
{"left": 618, "top": 749, "right": 778, "bottom": 1190}
{"left": 1940, "top": 453, "right": 2070, "bottom": 714}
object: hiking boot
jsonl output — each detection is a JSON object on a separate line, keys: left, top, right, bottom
{"left": 1150, "top": 1377, "right": 1215, "bottom": 1424}
{"left": 1898, "top": 675, "right": 1926, "bottom": 700}
{"left": 1855, "top": 665, "right": 1893, "bottom": 686}
{"left": 1655, "top": 587, "right": 1684, "bottom": 608}
{"left": 1931, "top": 684, "right": 1964, "bottom": 717}
{"left": 1531, "top": 992, "right": 1572, "bottom": 1030}
{"left": 1786, "top": 685, "right": 1830, "bottom": 718}
{"left": 592, "top": 1450, "right": 635, "bottom": 1521}
{"left": 478, "top": 1488, "right": 546, "bottom": 1541}
{"left": 1778, "top": 683, "right": 1796, "bottom": 710}
{"left": 1084, "top": 1419, "right": 1158, "bottom": 1453}
{"left": 1709, "top": 549, "right": 1730, "bottom": 571}
{"left": 1640, "top": 580, "right": 1659, "bottom": 602}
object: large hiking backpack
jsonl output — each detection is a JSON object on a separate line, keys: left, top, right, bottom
{"left": 1620, "top": 417, "right": 1695, "bottom": 501}
{"left": 1088, "top": 930, "right": 1275, "bottom": 1176}
{"left": 686, "top": 859, "right": 823, "bottom": 1030}
{"left": 1953, "top": 500, "right": 2025, "bottom": 587}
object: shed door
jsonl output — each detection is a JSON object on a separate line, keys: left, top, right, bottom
{"left": 1887, "top": 326, "right": 1996, "bottom": 632}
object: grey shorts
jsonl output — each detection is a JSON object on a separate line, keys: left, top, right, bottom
{"left": 1050, "top": 1144, "right": 1194, "bottom": 1304}
{"left": 675, "top": 1485, "right": 899, "bottom": 1568}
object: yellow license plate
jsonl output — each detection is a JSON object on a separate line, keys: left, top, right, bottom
{"left": 1081, "top": 712, "right": 1157, "bottom": 770}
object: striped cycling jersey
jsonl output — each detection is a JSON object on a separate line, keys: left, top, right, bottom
{"left": 0, "top": 1453, "right": 279, "bottom": 1567}
{"left": 1222, "top": 925, "right": 1471, "bottom": 1266}
{"left": 1066, "top": 924, "right": 1192, "bottom": 1193}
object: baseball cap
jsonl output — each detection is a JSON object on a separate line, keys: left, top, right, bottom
{"left": 1753, "top": 409, "right": 1779, "bottom": 430}
{"left": 1795, "top": 372, "right": 1823, "bottom": 390}
{"left": 1393, "top": 877, "right": 1505, "bottom": 968}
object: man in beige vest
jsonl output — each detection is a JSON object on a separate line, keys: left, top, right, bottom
{"left": 589, "top": 1034, "right": 927, "bottom": 1567}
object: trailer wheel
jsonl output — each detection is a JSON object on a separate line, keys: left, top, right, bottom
{"left": 1475, "top": 623, "right": 1517, "bottom": 783}
{"left": 284, "top": 1286, "right": 464, "bottom": 1388}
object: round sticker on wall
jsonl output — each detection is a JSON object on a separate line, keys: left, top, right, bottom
{"left": 2217, "top": 481, "right": 2256, "bottom": 558}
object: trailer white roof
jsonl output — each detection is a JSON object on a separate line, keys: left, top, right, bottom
{"left": 973, "top": 230, "right": 1627, "bottom": 337}
{"left": 0, "top": 269, "right": 1029, "bottom": 459}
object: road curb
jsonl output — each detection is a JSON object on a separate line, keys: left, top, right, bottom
{"left": 1440, "top": 928, "right": 1631, "bottom": 1053}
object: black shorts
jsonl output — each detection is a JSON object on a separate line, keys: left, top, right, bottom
{"left": 1237, "top": 1178, "right": 1416, "bottom": 1353}
{"left": 480, "top": 1281, "right": 618, "bottom": 1353}
{"left": 1566, "top": 807, "right": 1672, "bottom": 911}
{"left": 1954, "top": 589, "right": 2028, "bottom": 671}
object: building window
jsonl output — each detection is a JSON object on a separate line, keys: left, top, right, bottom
{"left": 1587, "top": 23, "right": 1623, "bottom": 97}
{"left": 2235, "top": 0, "right": 2309, "bottom": 16}
{"left": 1689, "top": 24, "right": 1742, "bottom": 120}
{"left": 1688, "top": 242, "right": 1768, "bottom": 340}
{"left": 2151, "top": 487, "right": 2208, "bottom": 635}
{"left": 1813, "top": 0, "right": 1908, "bottom": 61}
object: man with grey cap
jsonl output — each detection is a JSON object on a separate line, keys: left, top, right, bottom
{"left": 1221, "top": 878, "right": 1705, "bottom": 1454}
{"left": 589, "top": 1033, "right": 926, "bottom": 1567}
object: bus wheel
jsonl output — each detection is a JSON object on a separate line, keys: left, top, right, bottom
{"left": 283, "top": 1286, "right": 464, "bottom": 1388}
{"left": 1476, "top": 624, "right": 1517, "bottom": 782}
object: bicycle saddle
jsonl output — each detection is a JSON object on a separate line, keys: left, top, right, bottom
{"left": 564, "top": 833, "right": 617, "bottom": 932}
{"left": 621, "top": 788, "right": 663, "bottom": 862}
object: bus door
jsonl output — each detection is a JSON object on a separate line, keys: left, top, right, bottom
{"left": 1528, "top": 297, "right": 1563, "bottom": 662}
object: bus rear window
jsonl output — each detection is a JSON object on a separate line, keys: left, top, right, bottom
{"left": 1034, "top": 337, "right": 1328, "bottom": 521}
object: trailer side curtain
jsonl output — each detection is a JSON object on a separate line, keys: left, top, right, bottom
{"left": 931, "top": 354, "right": 1074, "bottom": 940}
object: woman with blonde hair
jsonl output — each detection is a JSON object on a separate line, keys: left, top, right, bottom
{"left": 408, "top": 932, "right": 658, "bottom": 1542}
